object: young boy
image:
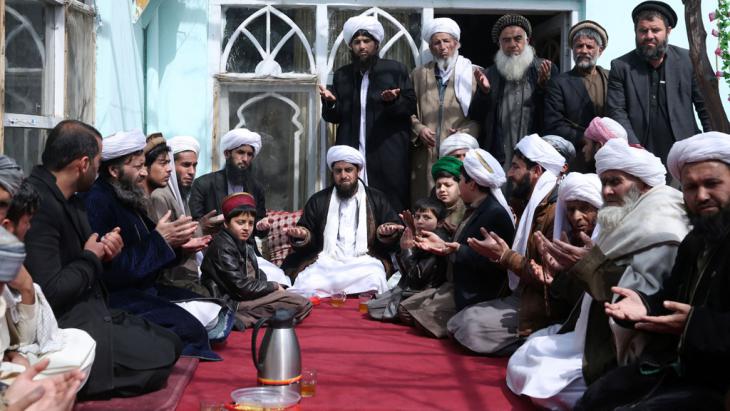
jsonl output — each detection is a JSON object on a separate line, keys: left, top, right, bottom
{"left": 201, "top": 193, "right": 311, "bottom": 328}
{"left": 367, "top": 198, "right": 449, "bottom": 321}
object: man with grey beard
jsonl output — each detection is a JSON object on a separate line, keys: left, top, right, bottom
{"left": 468, "top": 14, "right": 558, "bottom": 169}
{"left": 607, "top": 1, "right": 711, "bottom": 166}
{"left": 528, "top": 138, "right": 689, "bottom": 408}
{"left": 544, "top": 21, "right": 610, "bottom": 173}
{"left": 410, "top": 17, "right": 480, "bottom": 203}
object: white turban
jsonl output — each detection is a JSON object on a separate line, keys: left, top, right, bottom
{"left": 102, "top": 129, "right": 146, "bottom": 161}
{"left": 584, "top": 117, "right": 628, "bottom": 144}
{"left": 463, "top": 149, "right": 514, "bottom": 226}
{"left": 514, "top": 134, "right": 565, "bottom": 176}
{"left": 667, "top": 132, "right": 730, "bottom": 181}
{"left": 326, "top": 145, "right": 365, "bottom": 170}
{"left": 167, "top": 135, "right": 200, "bottom": 155}
{"left": 422, "top": 18, "right": 460, "bottom": 43}
{"left": 553, "top": 173, "right": 603, "bottom": 240}
{"left": 220, "top": 128, "right": 262, "bottom": 159}
{"left": 439, "top": 133, "right": 479, "bottom": 158}
{"left": 595, "top": 139, "right": 666, "bottom": 187}
{"left": 343, "top": 15, "right": 384, "bottom": 44}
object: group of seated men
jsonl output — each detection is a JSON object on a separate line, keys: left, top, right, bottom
{"left": 0, "top": 0, "right": 727, "bottom": 409}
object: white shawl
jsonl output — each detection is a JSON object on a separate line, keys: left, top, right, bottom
{"left": 321, "top": 181, "right": 368, "bottom": 260}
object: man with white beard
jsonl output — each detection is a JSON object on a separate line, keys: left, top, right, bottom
{"left": 544, "top": 20, "right": 610, "bottom": 172}
{"left": 410, "top": 18, "right": 480, "bottom": 202}
{"left": 468, "top": 14, "right": 558, "bottom": 169}
{"left": 506, "top": 139, "right": 690, "bottom": 409}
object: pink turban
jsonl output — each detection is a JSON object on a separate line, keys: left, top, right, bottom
{"left": 584, "top": 117, "right": 628, "bottom": 145}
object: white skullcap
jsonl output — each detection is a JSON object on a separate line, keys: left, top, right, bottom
{"left": 326, "top": 145, "right": 365, "bottom": 170}
{"left": 514, "top": 134, "right": 566, "bottom": 176}
{"left": 553, "top": 172, "right": 603, "bottom": 240}
{"left": 667, "top": 132, "right": 730, "bottom": 181}
{"left": 439, "top": 133, "right": 479, "bottom": 157}
{"left": 343, "top": 15, "right": 384, "bottom": 44}
{"left": 167, "top": 135, "right": 200, "bottom": 155}
{"left": 102, "top": 129, "right": 146, "bottom": 161}
{"left": 584, "top": 117, "right": 628, "bottom": 144}
{"left": 220, "top": 128, "right": 262, "bottom": 158}
{"left": 463, "top": 149, "right": 513, "bottom": 225}
{"left": 422, "top": 18, "right": 461, "bottom": 43}
{"left": 595, "top": 139, "right": 666, "bottom": 187}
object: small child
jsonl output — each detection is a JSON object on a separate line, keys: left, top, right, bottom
{"left": 201, "top": 193, "right": 311, "bottom": 328}
{"left": 367, "top": 198, "right": 449, "bottom": 321}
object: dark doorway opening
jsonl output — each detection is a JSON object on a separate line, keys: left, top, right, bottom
{"left": 434, "top": 11, "right": 568, "bottom": 70}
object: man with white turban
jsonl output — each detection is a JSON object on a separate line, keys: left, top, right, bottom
{"left": 504, "top": 172, "right": 602, "bottom": 410}
{"left": 468, "top": 14, "right": 558, "bottom": 169}
{"left": 189, "top": 128, "right": 267, "bottom": 236}
{"left": 519, "top": 138, "right": 689, "bottom": 409}
{"left": 437, "top": 132, "right": 479, "bottom": 160}
{"left": 577, "top": 132, "right": 730, "bottom": 410}
{"left": 580, "top": 116, "right": 628, "bottom": 166}
{"left": 405, "top": 148, "right": 515, "bottom": 338}
{"left": 284, "top": 146, "right": 400, "bottom": 297}
{"left": 410, "top": 18, "right": 480, "bottom": 203}
{"left": 447, "top": 133, "right": 566, "bottom": 355}
{"left": 320, "top": 15, "right": 416, "bottom": 212}
{"left": 545, "top": 20, "right": 610, "bottom": 173}
{"left": 85, "top": 129, "right": 232, "bottom": 362}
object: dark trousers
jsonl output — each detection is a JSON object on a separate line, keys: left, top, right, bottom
{"left": 575, "top": 362, "right": 724, "bottom": 411}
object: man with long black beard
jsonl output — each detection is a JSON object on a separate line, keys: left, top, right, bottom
{"left": 607, "top": 1, "right": 711, "bottom": 166}
{"left": 576, "top": 132, "right": 730, "bottom": 410}
{"left": 410, "top": 17, "right": 480, "bottom": 203}
{"left": 544, "top": 20, "right": 609, "bottom": 173}
{"left": 84, "top": 129, "right": 228, "bottom": 361}
{"left": 468, "top": 14, "right": 558, "bottom": 169}
{"left": 320, "top": 15, "right": 416, "bottom": 212}
{"left": 283, "top": 146, "right": 400, "bottom": 297}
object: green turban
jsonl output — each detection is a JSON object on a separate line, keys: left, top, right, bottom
{"left": 431, "top": 156, "right": 463, "bottom": 180}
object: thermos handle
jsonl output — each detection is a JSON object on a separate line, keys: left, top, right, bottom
{"left": 251, "top": 317, "right": 268, "bottom": 373}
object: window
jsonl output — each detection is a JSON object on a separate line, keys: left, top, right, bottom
{"left": 2, "top": 0, "right": 95, "bottom": 173}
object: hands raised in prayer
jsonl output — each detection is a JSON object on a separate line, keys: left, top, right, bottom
{"left": 256, "top": 217, "right": 273, "bottom": 233}
{"left": 534, "top": 231, "right": 593, "bottom": 273}
{"left": 537, "top": 59, "right": 553, "bottom": 88}
{"left": 156, "top": 211, "right": 198, "bottom": 248}
{"left": 605, "top": 287, "right": 690, "bottom": 335}
{"left": 85, "top": 227, "right": 123, "bottom": 263}
{"left": 414, "top": 230, "right": 459, "bottom": 256}
{"left": 318, "top": 85, "right": 336, "bottom": 103}
{"left": 181, "top": 234, "right": 212, "bottom": 253}
{"left": 199, "top": 210, "right": 224, "bottom": 235}
{"left": 377, "top": 222, "right": 405, "bottom": 238}
{"left": 399, "top": 227, "right": 416, "bottom": 250}
{"left": 466, "top": 227, "right": 509, "bottom": 262}
{"left": 5, "top": 358, "right": 84, "bottom": 411}
{"left": 284, "top": 226, "right": 311, "bottom": 243}
{"left": 474, "top": 68, "right": 490, "bottom": 93}
{"left": 527, "top": 259, "right": 554, "bottom": 285}
{"left": 381, "top": 88, "right": 401, "bottom": 102}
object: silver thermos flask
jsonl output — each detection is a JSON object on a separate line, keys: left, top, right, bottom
{"left": 251, "top": 309, "right": 302, "bottom": 393}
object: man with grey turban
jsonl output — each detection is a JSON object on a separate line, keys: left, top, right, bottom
{"left": 284, "top": 146, "right": 400, "bottom": 297}
{"left": 577, "top": 131, "right": 730, "bottom": 410}
{"left": 0, "top": 155, "right": 24, "bottom": 221}
{"left": 468, "top": 14, "right": 558, "bottom": 169}
{"left": 527, "top": 138, "right": 689, "bottom": 408}
{"left": 320, "top": 15, "right": 416, "bottom": 212}
{"left": 410, "top": 17, "right": 480, "bottom": 203}
{"left": 544, "top": 20, "right": 610, "bottom": 173}
{"left": 543, "top": 134, "right": 575, "bottom": 174}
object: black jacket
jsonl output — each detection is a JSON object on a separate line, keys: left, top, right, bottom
{"left": 24, "top": 166, "right": 180, "bottom": 397}
{"left": 452, "top": 194, "right": 515, "bottom": 311}
{"left": 397, "top": 227, "right": 450, "bottom": 291}
{"left": 607, "top": 45, "right": 711, "bottom": 161}
{"left": 189, "top": 168, "right": 266, "bottom": 227}
{"left": 281, "top": 183, "right": 399, "bottom": 276}
{"left": 201, "top": 228, "right": 278, "bottom": 302}
{"left": 468, "top": 58, "right": 558, "bottom": 163}
{"left": 323, "top": 58, "right": 416, "bottom": 212}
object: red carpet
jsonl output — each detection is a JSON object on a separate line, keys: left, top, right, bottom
{"left": 74, "top": 357, "right": 199, "bottom": 411}
{"left": 177, "top": 299, "right": 536, "bottom": 411}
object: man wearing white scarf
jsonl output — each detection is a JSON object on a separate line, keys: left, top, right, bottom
{"left": 448, "top": 133, "right": 565, "bottom": 355}
{"left": 285, "top": 146, "right": 400, "bottom": 297}
{"left": 509, "top": 139, "right": 689, "bottom": 409}
{"left": 410, "top": 18, "right": 481, "bottom": 202}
